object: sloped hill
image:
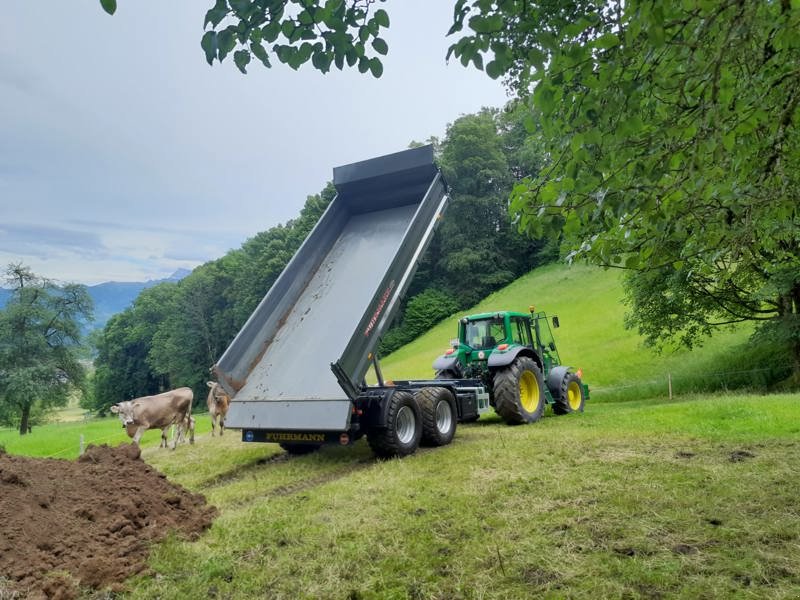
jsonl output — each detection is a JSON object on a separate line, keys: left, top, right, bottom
{"left": 381, "top": 263, "right": 758, "bottom": 400}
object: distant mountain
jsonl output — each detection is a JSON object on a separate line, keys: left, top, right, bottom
{"left": 0, "top": 269, "right": 192, "bottom": 332}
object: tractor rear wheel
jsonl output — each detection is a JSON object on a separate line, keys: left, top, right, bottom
{"left": 367, "top": 391, "right": 422, "bottom": 458}
{"left": 552, "top": 372, "right": 586, "bottom": 415}
{"left": 279, "top": 443, "right": 322, "bottom": 455}
{"left": 493, "top": 357, "right": 545, "bottom": 424}
{"left": 415, "top": 387, "right": 457, "bottom": 447}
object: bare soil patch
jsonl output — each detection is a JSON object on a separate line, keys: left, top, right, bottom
{"left": 0, "top": 443, "right": 216, "bottom": 599}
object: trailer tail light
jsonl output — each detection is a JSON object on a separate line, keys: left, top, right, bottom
{"left": 497, "top": 343, "right": 509, "bottom": 351}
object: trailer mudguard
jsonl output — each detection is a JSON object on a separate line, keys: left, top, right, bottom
{"left": 364, "top": 388, "right": 413, "bottom": 429}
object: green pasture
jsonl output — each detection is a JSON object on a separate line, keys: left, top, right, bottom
{"left": 136, "top": 393, "right": 800, "bottom": 598}
{"left": 380, "top": 264, "right": 786, "bottom": 400}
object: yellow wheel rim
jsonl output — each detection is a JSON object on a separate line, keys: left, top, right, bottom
{"left": 567, "top": 380, "right": 582, "bottom": 411}
{"left": 519, "top": 370, "right": 539, "bottom": 412}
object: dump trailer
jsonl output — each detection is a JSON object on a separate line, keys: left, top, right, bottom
{"left": 215, "top": 145, "right": 489, "bottom": 457}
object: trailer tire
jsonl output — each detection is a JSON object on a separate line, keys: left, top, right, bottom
{"left": 367, "top": 391, "right": 422, "bottom": 458}
{"left": 552, "top": 372, "right": 586, "bottom": 415}
{"left": 415, "top": 387, "right": 457, "bottom": 447}
{"left": 493, "top": 357, "right": 545, "bottom": 424}
{"left": 279, "top": 443, "right": 322, "bottom": 455}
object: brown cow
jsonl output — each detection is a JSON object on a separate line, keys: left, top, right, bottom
{"left": 206, "top": 381, "right": 231, "bottom": 436}
{"left": 111, "top": 387, "right": 195, "bottom": 449}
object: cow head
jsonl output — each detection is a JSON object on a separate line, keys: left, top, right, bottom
{"left": 206, "top": 381, "right": 230, "bottom": 406}
{"left": 110, "top": 401, "right": 136, "bottom": 427}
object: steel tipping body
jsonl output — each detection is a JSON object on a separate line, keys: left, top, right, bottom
{"left": 215, "top": 145, "right": 448, "bottom": 432}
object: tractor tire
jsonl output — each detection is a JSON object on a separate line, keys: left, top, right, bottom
{"left": 493, "top": 356, "right": 545, "bottom": 425}
{"left": 435, "top": 370, "right": 457, "bottom": 379}
{"left": 367, "top": 391, "right": 422, "bottom": 458}
{"left": 415, "top": 387, "right": 457, "bottom": 447}
{"left": 279, "top": 443, "right": 322, "bottom": 455}
{"left": 552, "top": 372, "right": 586, "bottom": 415}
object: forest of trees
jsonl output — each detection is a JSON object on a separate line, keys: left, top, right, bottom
{"left": 86, "top": 106, "right": 555, "bottom": 413}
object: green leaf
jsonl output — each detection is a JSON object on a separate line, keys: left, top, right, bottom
{"left": 234, "top": 49, "right": 250, "bottom": 74}
{"left": 485, "top": 60, "right": 504, "bottom": 79}
{"left": 371, "top": 37, "right": 388, "bottom": 56}
{"left": 369, "top": 58, "right": 383, "bottom": 78}
{"left": 358, "top": 56, "right": 370, "bottom": 74}
{"left": 201, "top": 31, "right": 218, "bottom": 65}
{"left": 250, "top": 41, "right": 271, "bottom": 68}
{"left": 373, "top": 8, "right": 390, "bottom": 28}
{"left": 312, "top": 50, "right": 332, "bottom": 73}
{"left": 594, "top": 33, "right": 619, "bottom": 50}
{"left": 468, "top": 14, "right": 503, "bottom": 34}
{"left": 204, "top": 0, "right": 228, "bottom": 27}
{"left": 100, "top": 0, "right": 117, "bottom": 15}
{"left": 722, "top": 131, "right": 736, "bottom": 151}
{"left": 262, "top": 21, "right": 281, "bottom": 43}
{"left": 217, "top": 28, "right": 237, "bottom": 61}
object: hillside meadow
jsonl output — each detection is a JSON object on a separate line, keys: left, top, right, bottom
{"left": 1, "top": 264, "right": 798, "bottom": 598}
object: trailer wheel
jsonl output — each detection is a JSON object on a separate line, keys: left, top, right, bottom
{"left": 493, "top": 357, "right": 545, "bottom": 424}
{"left": 552, "top": 372, "right": 586, "bottom": 415}
{"left": 415, "top": 387, "right": 457, "bottom": 447}
{"left": 367, "top": 391, "right": 422, "bottom": 458}
{"left": 279, "top": 443, "right": 322, "bottom": 455}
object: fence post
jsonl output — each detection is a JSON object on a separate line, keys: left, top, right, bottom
{"left": 79, "top": 434, "right": 85, "bottom": 456}
{"left": 668, "top": 373, "right": 673, "bottom": 400}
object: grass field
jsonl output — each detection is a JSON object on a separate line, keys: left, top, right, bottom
{"left": 3, "top": 264, "right": 798, "bottom": 598}
{"left": 134, "top": 393, "right": 800, "bottom": 598}
{"left": 380, "top": 264, "right": 787, "bottom": 400}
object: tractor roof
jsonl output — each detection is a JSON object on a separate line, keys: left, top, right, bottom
{"left": 462, "top": 311, "right": 530, "bottom": 321}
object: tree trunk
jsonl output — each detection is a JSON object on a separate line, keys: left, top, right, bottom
{"left": 19, "top": 404, "right": 30, "bottom": 436}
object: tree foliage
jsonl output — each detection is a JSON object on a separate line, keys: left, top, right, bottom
{"left": 449, "top": 0, "right": 800, "bottom": 375}
{"left": 0, "top": 264, "right": 93, "bottom": 434}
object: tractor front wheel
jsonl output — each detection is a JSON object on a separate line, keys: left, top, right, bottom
{"left": 552, "top": 372, "right": 586, "bottom": 415}
{"left": 493, "top": 357, "right": 545, "bottom": 425}
{"left": 367, "top": 391, "right": 422, "bottom": 458}
{"left": 415, "top": 387, "right": 457, "bottom": 447}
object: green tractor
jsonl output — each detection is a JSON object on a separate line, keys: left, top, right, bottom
{"left": 432, "top": 307, "right": 588, "bottom": 424}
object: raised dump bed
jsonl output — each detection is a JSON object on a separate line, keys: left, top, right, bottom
{"left": 215, "top": 145, "right": 452, "bottom": 449}
{"left": 216, "top": 145, "right": 587, "bottom": 458}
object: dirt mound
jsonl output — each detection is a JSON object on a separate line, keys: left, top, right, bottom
{"left": 0, "top": 443, "right": 216, "bottom": 599}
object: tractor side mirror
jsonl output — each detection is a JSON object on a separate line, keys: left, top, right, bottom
{"left": 549, "top": 341, "right": 556, "bottom": 351}
{"left": 552, "top": 316, "right": 560, "bottom": 328}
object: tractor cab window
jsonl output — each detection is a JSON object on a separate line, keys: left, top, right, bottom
{"left": 465, "top": 318, "right": 505, "bottom": 350}
{"left": 511, "top": 317, "right": 532, "bottom": 347}
{"left": 534, "top": 315, "right": 559, "bottom": 361}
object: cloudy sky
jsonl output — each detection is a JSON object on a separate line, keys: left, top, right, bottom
{"left": 0, "top": 1, "right": 507, "bottom": 286}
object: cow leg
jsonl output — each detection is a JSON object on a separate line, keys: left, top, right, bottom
{"left": 133, "top": 426, "right": 146, "bottom": 445}
{"left": 171, "top": 423, "right": 180, "bottom": 450}
{"left": 220, "top": 416, "right": 225, "bottom": 436}
{"left": 210, "top": 414, "right": 216, "bottom": 436}
{"left": 188, "top": 416, "right": 195, "bottom": 445}
{"left": 161, "top": 427, "right": 169, "bottom": 448}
